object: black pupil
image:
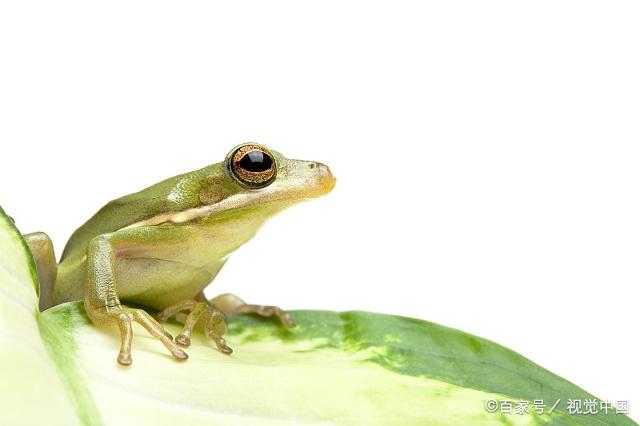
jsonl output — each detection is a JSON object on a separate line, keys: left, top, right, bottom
{"left": 239, "top": 150, "right": 273, "bottom": 172}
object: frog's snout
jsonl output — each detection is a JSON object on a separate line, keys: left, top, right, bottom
{"left": 308, "top": 161, "right": 336, "bottom": 195}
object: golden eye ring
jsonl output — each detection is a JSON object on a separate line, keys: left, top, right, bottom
{"left": 227, "top": 143, "right": 277, "bottom": 188}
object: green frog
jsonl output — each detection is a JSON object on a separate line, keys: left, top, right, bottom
{"left": 24, "top": 143, "right": 335, "bottom": 365}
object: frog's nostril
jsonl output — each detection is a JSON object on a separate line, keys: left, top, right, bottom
{"left": 308, "top": 162, "right": 317, "bottom": 169}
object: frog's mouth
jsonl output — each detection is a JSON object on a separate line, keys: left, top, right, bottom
{"left": 271, "top": 161, "right": 336, "bottom": 200}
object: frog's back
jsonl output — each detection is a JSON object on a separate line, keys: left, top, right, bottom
{"left": 59, "top": 167, "right": 210, "bottom": 263}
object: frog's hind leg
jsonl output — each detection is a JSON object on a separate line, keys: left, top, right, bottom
{"left": 156, "top": 298, "right": 233, "bottom": 354}
{"left": 23, "top": 232, "right": 57, "bottom": 311}
{"left": 210, "top": 293, "right": 296, "bottom": 328}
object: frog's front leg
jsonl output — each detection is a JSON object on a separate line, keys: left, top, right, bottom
{"left": 85, "top": 234, "right": 188, "bottom": 365}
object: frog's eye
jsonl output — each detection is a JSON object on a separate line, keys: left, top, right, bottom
{"left": 228, "top": 143, "right": 277, "bottom": 188}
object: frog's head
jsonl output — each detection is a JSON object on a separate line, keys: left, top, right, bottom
{"left": 224, "top": 143, "right": 335, "bottom": 203}
{"left": 193, "top": 143, "right": 335, "bottom": 227}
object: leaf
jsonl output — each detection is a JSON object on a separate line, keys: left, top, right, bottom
{"left": 0, "top": 206, "right": 636, "bottom": 426}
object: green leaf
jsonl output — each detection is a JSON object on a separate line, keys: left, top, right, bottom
{"left": 0, "top": 205, "right": 636, "bottom": 426}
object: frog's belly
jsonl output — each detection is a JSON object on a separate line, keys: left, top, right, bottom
{"left": 115, "top": 257, "right": 226, "bottom": 310}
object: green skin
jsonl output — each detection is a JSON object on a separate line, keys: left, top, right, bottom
{"left": 24, "top": 143, "right": 335, "bottom": 365}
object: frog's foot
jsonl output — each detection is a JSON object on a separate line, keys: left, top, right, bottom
{"left": 210, "top": 293, "right": 296, "bottom": 329}
{"left": 156, "top": 300, "right": 233, "bottom": 354}
{"left": 87, "top": 304, "right": 188, "bottom": 366}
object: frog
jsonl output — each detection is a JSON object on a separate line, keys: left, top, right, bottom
{"left": 23, "top": 143, "right": 335, "bottom": 365}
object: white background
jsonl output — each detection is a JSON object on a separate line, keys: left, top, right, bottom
{"left": 1, "top": 1, "right": 638, "bottom": 421}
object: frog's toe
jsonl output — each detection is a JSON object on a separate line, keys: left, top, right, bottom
{"left": 117, "top": 352, "right": 132, "bottom": 366}
{"left": 201, "top": 309, "right": 233, "bottom": 354}
{"left": 208, "top": 334, "right": 233, "bottom": 355}
{"left": 175, "top": 333, "right": 191, "bottom": 347}
{"left": 173, "top": 348, "right": 189, "bottom": 360}
{"left": 217, "top": 339, "right": 233, "bottom": 355}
